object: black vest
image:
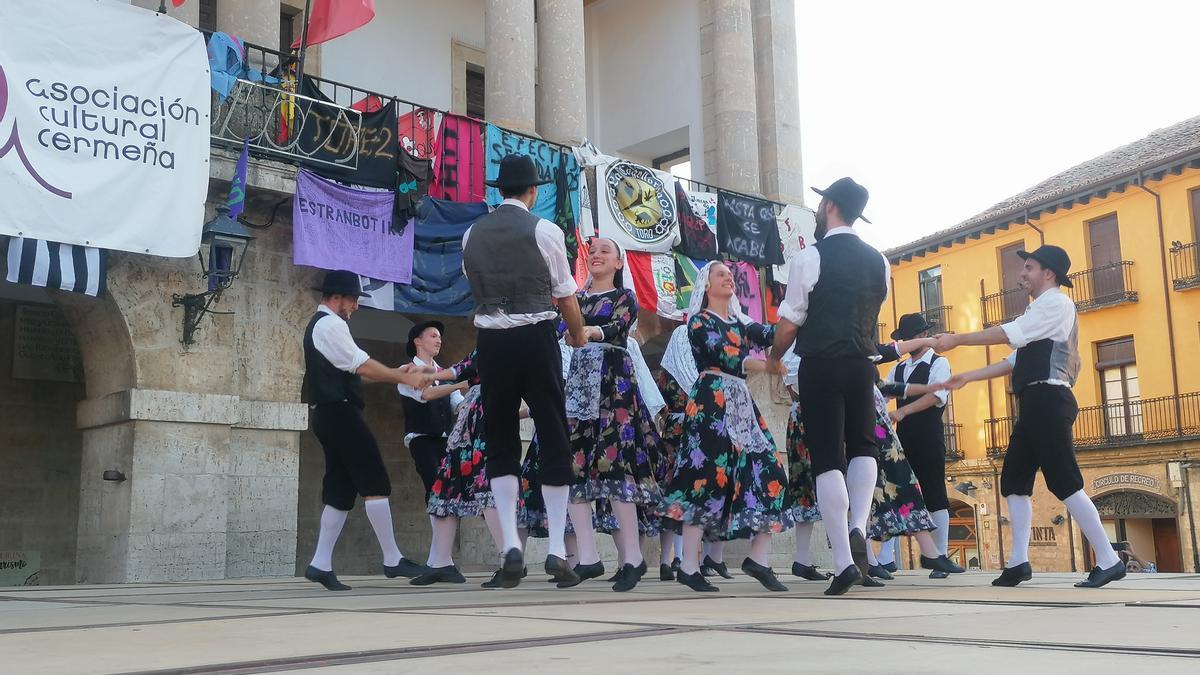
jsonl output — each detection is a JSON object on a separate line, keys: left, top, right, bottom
{"left": 794, "top": 233, "right": 888, "bottom": 359}
{"left": 462, "top": 204, "right": 554, "bottom": 316}
{"left": 302, "top": 312, "right": 365, "bottom": 409}
{"left": 894, "top": 356, "right": 945, "bottom": 452}
{"left": 401, "top": 385, "right": 454, "bottom": 437}
{"left": 1012, "top": 333, "right": 1080, "bottom": 394}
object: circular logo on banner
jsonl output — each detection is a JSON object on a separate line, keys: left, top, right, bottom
{"left": 604, "top": 160, "right": 676, "bottom": 246}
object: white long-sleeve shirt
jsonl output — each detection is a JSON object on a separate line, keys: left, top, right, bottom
{"left": 311, "top": 305, "right": 369, "bottom": 373}
{"left": 777, "top": 226, "right": 890, "bottom": 326}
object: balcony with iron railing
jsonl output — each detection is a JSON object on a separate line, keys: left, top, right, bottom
{"left": 981, "top": 287, "right": 1028, "bottom": 328}
{"left": 1169, "top": 241, "right": 1200, "bottom": 291}
{"left": 944, "top": 423, "right": 963, "bottom": 461}
{"left": 920, "top": 306, "right": 952, "bottom": 334}
{"left": 1065, "top": 261, "right": 1137, "bottom": 312}
{"left": 984, "top": 416, "right": 1014, "bottom": 458}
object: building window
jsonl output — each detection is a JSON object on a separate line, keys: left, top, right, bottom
{"left": 1087, "top": 213, "right": 1126, "bottom": 298}
{"left": 199, "top": 0, "right": 218, "bottom": 33}
{"left": 465, "top": 64, "right": 485, "bottom": 119}
{"left": 1191, "top": 187, "right": 1200, "bottom": 244}
{"left": 280, "top": 5, "right": 301, "bottom": 54}
{"left": 1096, "top": 337, "right": 1141, "bottom": 436}
{"left": 654, "top": 149, "right": 692, "bottom": 180}
{"left": 998, "top": 242, "right": 1030, "bottom": 319}
{"left": 919, "top": 266, "right": 946, "bottom": 332}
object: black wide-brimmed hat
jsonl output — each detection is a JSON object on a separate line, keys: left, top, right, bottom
{"left": 891, "top": 312, "right": 934, "bottom": 341}
{"left": 313, "top": 270, "right": 369, "bottom": 297}
{"left": 485, "top": 154, "right": 552, "bottom": 190}
{"left": 812, "top": 177, "right": 872, "bottom": 224}
{"left": 406, "top": 320, "right": 445, "bottom": 358}
{"left": 1017, "top": 245, "right": 1074, "bottom": 288}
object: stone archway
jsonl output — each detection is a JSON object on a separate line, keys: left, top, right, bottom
{"left": 1092, "top": 490, "right": 1178, "bottom": 519}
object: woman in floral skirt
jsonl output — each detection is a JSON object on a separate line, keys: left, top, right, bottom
{"left": 660, "top": 261, "right": 794, "bottom": 593}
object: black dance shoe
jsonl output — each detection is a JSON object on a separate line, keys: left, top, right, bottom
{"left": 791, "top": 562, "right": 832, "bottom": 581}
{"left": 547, "top": 555, "right": 582, "bottom": 588}
{"left": 671, "top": 557, "right": 681, "bottom": 573}
{"left": 574, "top": 561, "right": 606, "bottom": 583}
{"left": 1074, "top": 561, "right": 1127, "bottom": 588}
{"left": 741, "top": 558, "right": 788, "bottom": 592}
{"left": 304, "top": 565, "right": 351, "bottom": 591}
{"left": 849, "top": 529, "right": 870, "bottom": 579}
{"left": 868, "top": 564, "right": 894, "bottom": 581}
{"left": 881, "top": 561, "right": 898, "bottom": 573}
{"left": 677, "top": 570, "right": 720, "bottom": 592}
{"left": 660, "top": 564, "right": 676, "bottom": 581}
{"left": 940, "top": 555, "right": 965, "bottom": 573}
{"left": 861, "top": 576, "right": 886, "bottom": 587}
{"left": 383, "top": 558, "right": 425, "bottom": 579}
{"left": 928, "top": 569, "right": 950, "bottom": 579}
{"left": 613, "top": 562, "right": 648, "bottom": 592}
{"left": 700, "top": 555, "right": 734, "bottom": 579}
{"left": 824, "top": 565, "right": 863, "bottom": 596}
{"left": 920, "top": 555, "right": 960, "bottom": 574}
{"left": 410, "top": 565, "right": 466, "bottom": 586}
{"left": 991, "top": 562, "right": 1032, "bottom": 587}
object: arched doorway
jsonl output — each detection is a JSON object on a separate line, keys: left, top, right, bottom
{"left": 946, "top": 500, "right": 980, "bottom": 570}
{"left": 1088, "top": 490, "right": 1182, "bottom": 573}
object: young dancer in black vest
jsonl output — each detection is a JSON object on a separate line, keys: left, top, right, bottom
{"left": 462, "top": 154, "right": 589, "bottom": 589}
{"left": 769, "top": 177, "right": 888, "bottom": 595}
{"left": 883, "top": 313, "right": 965, "bottom": 578}
{"left": 398, "top": 321, "right": 469, "bottom": 584}
{"left": 934, "top": 245, "right": 1125, "bottom": 588}
{"left": 302, "top": 271, "right": 435, "bottom": 591}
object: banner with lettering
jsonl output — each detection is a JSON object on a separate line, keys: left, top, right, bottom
{"left": 0, "top": 0, "right": 210, "bottom": 256}
{"left": 674, "top": 183, "right": 717, "bottom": 260}
{"left": 430, "top": 113, "right": 485, "bottom": 203}
{"left": 596, "top": 158, "right": 679, "bottom": 254}
{"left": 297, "top": 77, "right": 398, "bottom": 189}
{"left": 774, "top": 204, "right": 817, "bottom": 279}
{"left": 717, "top": 191, "right": 783, "bottom": 266}
{"left": 484, "top": 124, "right": 580, "bottom": 226}
{"left": 292, "top": 169, "right": 413, "bottom": 283}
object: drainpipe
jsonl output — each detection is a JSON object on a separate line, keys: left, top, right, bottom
{"left": 1066, "top": 512, "right": 1077, "bottom": 572}
{"left": 1024, "top": 209, "right": 1046, "bottom": 245}
{"left": 1183, "top": 462, "right": 1200, "bottom": 572}
{"left": 1135, "top": 174, "right": 1184, "bottom": 435}
{"left": 993, "top": 467, "right": 1005, "bottom": 565}
{"left": 890, "top": 274, "right": 899, "bottom": 328}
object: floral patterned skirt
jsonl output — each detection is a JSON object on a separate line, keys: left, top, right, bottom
{"left": 660, "top": 371, "right": 795, "bottom": 541}
{"left": 785, "top": 403, "right": 822, "bottom": 523}
{"left": 868, "top": 389, "right": 936, "bottom": 541}
{"left": 426, "top": 385, "right": 494, "bottom": 518}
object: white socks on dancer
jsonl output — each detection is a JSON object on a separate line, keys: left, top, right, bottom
{"left": 429, "top": 516, "right": 458, "bottom": 568}
{"left": 568, "top": 501, "right": 600, "bottom": 564}
{"left": 877, "top": 538, "right": 896, "bottom": 566}
{"left": 681, "top": 525, "right": 704, "bottom": 575}
{"left": 1063, "top": 490, "right": 1121, "bottom": 569}
{"left": 865, "top": 540, "right": 879, "bottom": 566}
{"left": 660, "top": 531, "right": 676, "bottom": 566}
{"left": 932, "top": 509, "right": 950, "bottom": 556}
{"left": 612, "top": 500, "right": 644, "bottom": 568}
{"left": 914, "top": 531, "right": 940, "bottom": 559}
{"left": 483, "top": 507, "right": 504, "bottom": 556}
{"left": 705, "top": 540, "right": 725, "bottom": 563}
{"left": 310, "top": 505, "right": 349, "bottom": 572}
{"left": 542, "top": 484, "right": 570, "bottom": 559}
{"left": 749, "top": 533, "right": 772, "bottom": 566}
{"left": 364, "top": 498, "right": 403, "bottom": 567}
{"left": 846, "top": 457, "right": 878, "bottom": 534}
{"left": 1006, "top": 494, "right": 1033, "bottom": 567}
{"left": 491, "top": 475, "right": 523, "bottom": 553}
{"left": 427, "top": 515, "right": 440, "bottom": 566}
{"left": 816, "top": 470, "right": 853, "bottom": 572}
{"left": 793, "top": 522, "right": 815, "bottom": 566}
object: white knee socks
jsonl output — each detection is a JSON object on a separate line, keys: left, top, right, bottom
{"left": 1006, "top": 494, "right": 1033, "bottom": 567}
{"left": 364, "top": 498, "right": 403, "bottom": 567}
{"left": 426, "top": 514, "right": 440, "bottom": 566}
{"left": 429, "top": 516, "right": 458, "bottom": 568}
{"left": 681, "top": 525, "right": 704, "bottom": 575}
{"left": 660, "top": 531, "right": 675, "bottom": 565}
{"left": 749, "top": 532, "right": 772, "bottom": 566}
{"left": 705, "top": 540, "right": 725, "bottom": 564}
{"left": 816, "top": 470, "right": 853, "bottom": 572}
{"left": 846, "top": 457, "right": 878, "bottom": 534}
{"left": 568, "top": 501, "right": 600, "bottom": 564}
{"left": 483, "top": 507, "right": 504, "bottom": 556}
{"left": 932, "top": 509, "right": 950, "bottom": 556}
{"left": 541, "top": 483, "right": 569, "bottom": 558}
{"left": 490, "top": 475, "right": 522, "bottom": 552}
{"left": 793, "top": 522, "right": 815, "bottom": 566}
{"left": 877, "top": 538, "right": 896, "bottom": 565}
{"left": 612, "top": 501, "right": 643, "bottom": 567}
{"left": 915, "top": 530, "right": 940, "bottom": 559}
{"left": 865, "top": 539, "right": 879, "bottom": 566}
{"left": 1063, "top": 490, "right": 1121, "bottom": 568}
{"left": 310, "top": 505, "right": 349, "bottom": 572}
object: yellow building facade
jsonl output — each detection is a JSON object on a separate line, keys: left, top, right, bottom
{"left": 881, "top": 117, "right": 1200, "bottom": 575}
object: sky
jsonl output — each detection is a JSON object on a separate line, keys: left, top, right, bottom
{"left": 795, "top": 0, "right": 1200, "bottom": 252}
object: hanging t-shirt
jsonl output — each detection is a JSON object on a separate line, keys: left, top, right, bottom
{"left": 596, "top": 158, "right": 680, "bottom": 253}
{"left": 430, "top": 113, "right": 486, "bottom": 203}
{"left": 674, "top": 181, "right": 718, "bottom": 260}
{"left": 396, "top": 150, "right": 432, "bottom": 228}
{"left": 774, "top": 204, "right": 817, "bottom": 279}
{"left": 717, "top": 191, "right": 784, "bottom": 266}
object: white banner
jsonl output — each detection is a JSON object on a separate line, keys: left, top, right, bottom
{"left": 775, "top": 204, "right": 818, "bottom": 280}
{"left": 597, "top": 159, "right": 679, "bottom": 253}
{"left": 0, "top": 0, "right": 210, "bottom": 257}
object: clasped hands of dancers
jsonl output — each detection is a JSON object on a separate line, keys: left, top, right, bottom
{"left": 302, "top": 157, "right": 1125, "bottom": 596}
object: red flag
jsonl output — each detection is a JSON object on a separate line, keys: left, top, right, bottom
{"left": 293, "top": 0, "right": 376, "bottom": 49}
{"left": 172, "top": 0, "right": 187, "bottom": 6}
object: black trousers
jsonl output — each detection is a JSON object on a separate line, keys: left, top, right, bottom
{"left": 1001, "top": 384, "right": 1084, "bottom": 500}
{"left": 795, "top": 356, "right": 880, "bottom": 476}
{"left": 311, "top": 402, "right": 392, "bottom": 511}
{"left": 477, "top": 320, "right": 574, "bottom": 485}
{"left": 407, "top": 435, "right": 447, "bottom": 503}
{"left": 897, "top": 425, "right": 950, "bottom": 512}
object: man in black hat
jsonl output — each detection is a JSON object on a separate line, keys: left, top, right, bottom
{"left": 768, "top": 177, "right": 889, "bottom": 595}
{"left": 302, "top": 270, "right": 435, "bottom": 591}
{"left": 883, "top": 313, "right": 963, "bottom": 579}
{"left": 462, "top": 153, "right": 588, "bottom": 589}
{"left": 934, "top": 245, "right": 1125, "bottom": 589}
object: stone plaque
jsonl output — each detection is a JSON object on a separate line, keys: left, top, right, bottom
{"left": 12, "top": 304, "right": 82, "bottom": 382}
{"left": 0, "top": 551, "right": 40, "bottom": 586}
{"left": 1092, "top": 473, "right": 1158, "bottom": 491}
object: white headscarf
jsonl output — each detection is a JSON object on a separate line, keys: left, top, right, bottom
{"left": 661, "top": 261, "right": 752, "bottom": 392}
{"left": 685, "top": 260, "right": 753, "bottom": 325}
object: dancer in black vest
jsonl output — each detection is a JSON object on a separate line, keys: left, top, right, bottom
{"left": 398, "top": 320, "right": 470, "bottom": 584}
{"left": 769, "top": 177, "right": 888, "bottom": 595}
{"left": 302, "top": 270, "right": 434, "bottom": 591}
{"left": 934, "top": 245, "right": 1126, "bottom": 588}
{"left": 883, "top": 313, "right": 964, "bottom": 578}
{"left": 462, "top": 154, "right": 589, "bottom": 589}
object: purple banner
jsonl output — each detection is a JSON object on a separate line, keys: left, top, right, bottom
{"left": 293, "top": 169, "right": 413, "bottom": 283}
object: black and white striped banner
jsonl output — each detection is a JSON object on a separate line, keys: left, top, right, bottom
{"left": 2, "top": 237, "right": 108, "bottom": 297}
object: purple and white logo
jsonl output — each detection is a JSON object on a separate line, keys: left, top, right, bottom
{"left": 0, "top": 64, "right": 71, "bottom": 198}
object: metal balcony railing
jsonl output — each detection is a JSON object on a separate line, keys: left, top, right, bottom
{"left": 980, "top": 287, "right": 1028, "bottom": 327}
{"left": 1065, "top": 261, "right": 1137, "bottom": 312}
{"left": 944, "top": 423, "right": 963, "bottom": 461}
{"left": 1169, "top": 241, "right": 1200, "bottom": 291}
{"left": 984, "top": 416, "right": 1014, "bottom": 458}
{"left": 920, "top": 306, "right": 952, "bottom": 334}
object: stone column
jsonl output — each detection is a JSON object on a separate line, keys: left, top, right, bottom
{"left": 486, "top": 0, "right": 538, "bottom": 133}
{"left": 712, "top": 0, "right": 761, "bottom": 193}
{"left": 535, "top": 0, "right": 586, "bottom": 145}
{"left": 752, "top": 0, "right": 804, "bottom": 204}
